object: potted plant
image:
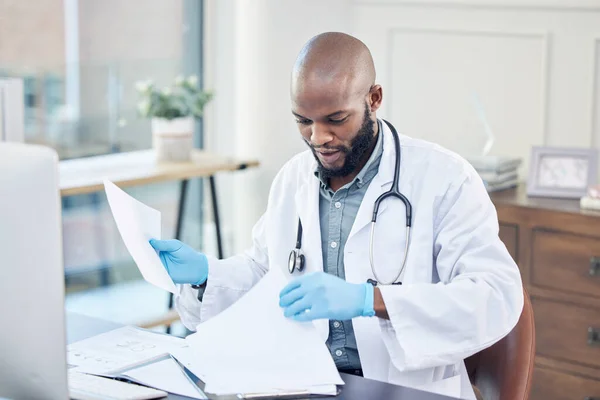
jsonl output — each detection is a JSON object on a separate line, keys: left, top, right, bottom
{"left": 135, "top": 75, "right": 213, "bottom": 162}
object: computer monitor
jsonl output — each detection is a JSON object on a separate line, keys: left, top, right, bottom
{"left": 0, "top": 143, "right": 68, "bottom": 399}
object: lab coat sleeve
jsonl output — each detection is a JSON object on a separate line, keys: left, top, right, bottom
{"left": 175, "top": 213, "right": 269, "bottom": 331}
{"left": 377, "top": 166, "right": 524, "bottom": 371}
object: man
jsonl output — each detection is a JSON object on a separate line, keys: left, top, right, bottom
{"left": 150, "top": 32, "right": 523, "bottom": 399}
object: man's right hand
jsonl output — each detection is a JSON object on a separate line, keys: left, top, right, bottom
{"left": 149, "top": 239, "right": 209, "bottom": 285}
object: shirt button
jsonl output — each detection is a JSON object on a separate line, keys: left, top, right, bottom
{"left": 334, "top": 201, "right": 341, "bottom": 209}
{"left": 335, "top": 349, "right": 343, "bottom": 357}
{"left": 333, "top": 321, "right": 341, "bottom": 328}
{"left": 330, "top": 241, "right": 337, "bottom": 248}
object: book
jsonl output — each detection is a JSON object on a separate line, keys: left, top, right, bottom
{"left": 467, "top": 155, "right": 522, "bottom": 173}
{"left": 483, "top": 177, "right": 519, "bottom": 193}
{"left": 478, "top": 170, "right": 518, "bottom": 184}
{"left": 580, "top": 196, "right": 600, "bottom": 211}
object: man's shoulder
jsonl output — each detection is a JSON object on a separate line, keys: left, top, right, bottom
{"left": 274, "top": 150, "right": 315, "bottom": 181}
{"left": 266, "top": 150, "right": 314, "bottom": 194}
{"left": 399, "top": 134, "right": 471, "bottom": 175}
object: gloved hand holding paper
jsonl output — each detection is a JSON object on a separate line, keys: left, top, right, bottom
{"left": 171, "top": 268, "right": 344, "bottom": 396}
{"left": 104, "top": 179, "right": 177, "bottom": 293}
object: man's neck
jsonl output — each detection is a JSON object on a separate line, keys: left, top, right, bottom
{"left": 329, "top": 119, "right": 379, "bottom": 192}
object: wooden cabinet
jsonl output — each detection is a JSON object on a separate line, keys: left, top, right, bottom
{"left": 532, "top": 367, "right": 600, "bottom": 400}
{"left": 531, "top": 231, "right": 600, "bottom": 298}
{"left": 490, "top": 185, "right": 600, "bottom": 400}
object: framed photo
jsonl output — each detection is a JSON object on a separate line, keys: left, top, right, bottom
{"left": 527, "top": 146, "right": 598, "bottom": 198}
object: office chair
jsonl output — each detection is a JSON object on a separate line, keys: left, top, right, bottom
{"left": 465, "top": 287, "right": 535, "bottom": 400}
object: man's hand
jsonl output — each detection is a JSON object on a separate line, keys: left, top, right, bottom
{"left": 279, "top": 272, "right": 374, "bottom": 321}
{"left": 149, "top": 239, "right": 208, "bottom": 285}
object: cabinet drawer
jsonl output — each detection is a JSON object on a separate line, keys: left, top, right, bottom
{"left": 532, "top": 367, "right": 600, "bottom": 400}
{"left": 534, "top": 298, "right": 600, "bottom": 368}
{"left": 499, "top": 223, "right": 518, "bottom": 262}
{"left": 531, "top": 230, "right": 600, "bottom": 298}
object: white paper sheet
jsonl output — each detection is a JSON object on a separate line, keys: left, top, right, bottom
{"left": 123, "top": 357, "right": 207, "bottom": 399}
{"left": 179, "top": 268, "right": 344, "bottom": 395}
{"left": 67, "top": 326, "right": 187, "bottom": 374}
{"left": 104, "top": 179, "right": 177, "bottom": 293}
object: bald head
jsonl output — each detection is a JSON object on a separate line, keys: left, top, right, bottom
{"left": 291, "top": 32, "right": 376, "bottom": 98}
{"left": 290, "top": 32, "right": 383, "bottom": 186}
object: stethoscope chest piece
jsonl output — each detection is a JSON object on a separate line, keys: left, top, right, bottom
{"left": 288, "top": 249, "right": 305, "bottom": 274}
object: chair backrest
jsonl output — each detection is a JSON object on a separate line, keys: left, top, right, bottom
{"left": 465, "top": 287, "right": 535, "bottom": 400}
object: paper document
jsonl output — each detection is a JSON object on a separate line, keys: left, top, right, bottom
{"left": 122, "top": 357, "right": 207, "bottom": 399}
{"left": 174, "top": 268, "right": 344, "bottom": 395}
{"left": 67, "top": 326, "right": 187, "bottom": 374}
{"left": 104, "top": 179, "right": 177, "bottom": 293}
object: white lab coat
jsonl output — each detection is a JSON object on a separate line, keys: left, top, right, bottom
{"left": 175, "top": 119, "right": 524, "bottom": 399}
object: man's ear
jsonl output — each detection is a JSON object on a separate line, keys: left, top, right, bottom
{"left": 368, "top": 84, "right": 383, "bottom": 112}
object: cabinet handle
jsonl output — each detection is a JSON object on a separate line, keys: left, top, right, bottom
{"left": 590, "top": 257, "right": 600, "bottom": 276}
{"left": 584, "top": 397, "right": 600, "bottom": 400}
{"left": 588, "top": 327, "right": 600, "bottom": 346}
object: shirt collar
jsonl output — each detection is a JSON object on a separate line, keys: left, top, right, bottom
{"left": 313, "top": 119, "right": 384, "bottom": 190}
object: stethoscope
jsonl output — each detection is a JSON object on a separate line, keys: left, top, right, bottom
{"left": 288, "top": 119, "right": 413, "bottom": 286}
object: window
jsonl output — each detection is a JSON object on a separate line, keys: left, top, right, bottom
{"left": 0, "top": 0, "right": 204, "bottom": 332}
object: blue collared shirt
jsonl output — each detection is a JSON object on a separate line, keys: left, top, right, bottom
{"left": 314, "top": 120, "right": 384, "bottom": 370}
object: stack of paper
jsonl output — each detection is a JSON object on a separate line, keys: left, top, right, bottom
{"left": 67, "top": 327, "right": 206, "bottom": 398}
{"left": 466, "top": 155, "right": 522, "bottom": 192}
{"left": 67, "top": 326, "right": 188, "bottom": 374}
{"left": 122, "top": 357, "right": 207, "bottom": 399}
{"left": 171, "top": 269, "right": 344, "bottom": 396}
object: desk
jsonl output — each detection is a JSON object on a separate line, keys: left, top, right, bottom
{"left": 66, "top": 313, "right": 457, "bottom": 400}
{"left": 60, "top": 149, "right": 259, "bottom": 330}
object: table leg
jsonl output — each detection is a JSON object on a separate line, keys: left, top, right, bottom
{"left": 209, "top": 175, "right": 224, "bottom": 260}
{"left": 92, "top": 192, "right": 110, "bottom": 287}
{"left": 175, "top": 179, "right": 189, "bottom": 241}
{"left": 167, "top": 179, "right": 189, "bottom": 334}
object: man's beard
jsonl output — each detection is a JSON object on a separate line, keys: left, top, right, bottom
{"left": 309, "top": 104, "right": 376, "bottom": 180}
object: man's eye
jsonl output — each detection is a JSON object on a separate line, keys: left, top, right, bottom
{"left": 295, "top": 119, "right": 311, "bottom": 125}
{"left": 329, "top": 117, "right": 348, "bottom": 125}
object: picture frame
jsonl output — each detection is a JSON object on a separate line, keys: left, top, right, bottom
{"left": 527, "top": 146, "right": 598, "bottom": 199}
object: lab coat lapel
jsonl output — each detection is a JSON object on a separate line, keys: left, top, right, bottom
{"left": 293, "top": 166, "right": 329, "bottom": 342}
{"left": 348, "top": 119, "right": 396, "bottom": 240}
{"left": 346, "top": 120, "right": 407, "bottom": 382}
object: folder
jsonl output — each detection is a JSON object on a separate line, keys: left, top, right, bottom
{"left": 171, "top": 355, "right": 341, "bottom": 399}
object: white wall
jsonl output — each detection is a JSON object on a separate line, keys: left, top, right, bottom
{"left": 353, "top": 0, "right": 600, "bottom": 167}
{"left": 203, "top": 0, "right": 600, "bottom": 256}
{"left": 203, "top": 0, "right": 353, "bottom": 254}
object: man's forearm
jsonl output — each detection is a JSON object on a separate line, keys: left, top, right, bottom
{"left": 374, "top": 287, "right": 390, "bottom": 320}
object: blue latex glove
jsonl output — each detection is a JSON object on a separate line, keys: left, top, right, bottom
{"left": 149, "top": 239, "right": 208, "bottom": 285}
{"left": 279, "top": 272, "right": 375, "bottom": 321}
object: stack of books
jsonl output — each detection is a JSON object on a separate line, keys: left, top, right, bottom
{"left": 580, "top": 185, "right": 600, "bottom": 211}
{"left": 466, "top": 155, "right": 522, "bottom": 192}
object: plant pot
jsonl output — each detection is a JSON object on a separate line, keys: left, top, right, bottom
{"left": 151, "top": 116, "right": 194, "bottom": 162}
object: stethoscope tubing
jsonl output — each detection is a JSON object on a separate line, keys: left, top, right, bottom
{"left": 290, "top": 119, "right": 413, "bottom": 285}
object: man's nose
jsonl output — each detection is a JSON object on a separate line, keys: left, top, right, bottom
{"left": 310, "top": 123, "right": 333, "bottom": 147}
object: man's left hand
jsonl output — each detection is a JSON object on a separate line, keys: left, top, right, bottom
{"left": 279, "top": 272, "right": 374, "bottom": 321}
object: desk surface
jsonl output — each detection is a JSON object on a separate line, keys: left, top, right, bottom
{"left": 490, "top": 183, "right": 600, "bottom": 217}
{"left": 59, "top": 149, "right": 259, "bottom": 197}
{"left": 66, "top": 313, "right": 456, "bottom": 400}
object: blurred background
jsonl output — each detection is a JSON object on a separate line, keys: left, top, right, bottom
{"left": 2, "top": 0, "right": 600, "bottom": 364}
{"left": 0, "top": 0, "right": 206, "bottom": 334}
